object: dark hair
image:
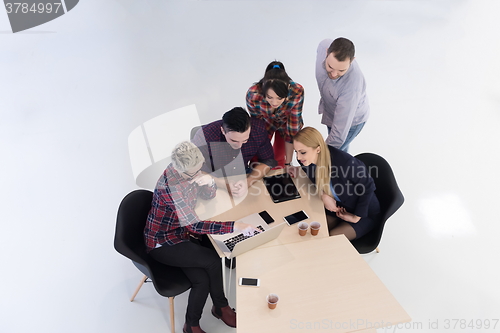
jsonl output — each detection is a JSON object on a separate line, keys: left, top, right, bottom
{"left": 222, "top": 107, "right": 251, "bottom": 133}
{"left": 327, "top": 37, "right": 355, "bottom": 62}
{"left": 257, "top": 61, "right": 292, "bottom": 99}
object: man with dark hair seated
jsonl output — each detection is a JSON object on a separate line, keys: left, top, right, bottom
{"left": 192, "top": 107, "right": 277, "bottom": 198}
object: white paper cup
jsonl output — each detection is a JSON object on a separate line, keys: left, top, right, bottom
{"left": 298, "top": 222, "right": 309, "bottom": 236}
{"left": 310, "top": 221, "right": 321, "bottom": 236}
{"left": 267, "top": 293, "right": 279, "bottom": 309}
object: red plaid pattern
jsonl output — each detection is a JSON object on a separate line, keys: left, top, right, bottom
{"left": 246, "top": 81, "right": 304, "bottom": 143}
{"left": 144, "top": 163, "right": 234, "bottom": 252}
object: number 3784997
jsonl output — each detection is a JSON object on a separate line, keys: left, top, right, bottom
{"left": 5, "top": 2, "right": 62, "bottom": 14}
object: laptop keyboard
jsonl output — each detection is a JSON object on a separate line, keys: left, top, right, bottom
{"left": 224, "top": 225, "right": 266, "bottom": 252}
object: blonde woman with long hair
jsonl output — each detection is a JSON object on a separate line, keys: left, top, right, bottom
{"left": 289, "top": 127, "right": 380, "bottom": 240}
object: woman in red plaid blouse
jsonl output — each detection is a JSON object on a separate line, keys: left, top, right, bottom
{"left": 246, "top": 61, "right": 304, "bottom": 168}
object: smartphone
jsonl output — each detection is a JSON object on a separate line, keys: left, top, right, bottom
{"left": 239, "top": 278, "right": 260, "bottom": 287}
{"left": 283, "top": 210, "right": 309, "bottom": 225}
{"left": 259, "top": 210, "right": 275, "bottom": 224}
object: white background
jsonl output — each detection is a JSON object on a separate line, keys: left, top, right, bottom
{"left": 1, "top": 1, "right": 499, "bottom": 332}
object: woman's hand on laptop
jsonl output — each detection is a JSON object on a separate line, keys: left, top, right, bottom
{"left": 234, "top": 222, "right": 260, "bottom": 236}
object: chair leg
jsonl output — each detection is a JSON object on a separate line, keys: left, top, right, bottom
{"left": 375, "top": 247, "right": 380, "bottom": 253}
{"left": 222, "top": 257, "right": 227, "bottom": 295}
{"left": 169, "top": 297, "right": 175, "bottom": 333}
{"left": 130, "top": 275, "right": 148, "bottom": 302}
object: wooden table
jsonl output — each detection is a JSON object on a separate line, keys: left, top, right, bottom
{"left": 195, "top": 170, "right": 410, "bottom": 332}
{"left": 236, "top": 235, "right": 411, "bottom": 333}
{"left": 196, "top": 168, "right": 330, "bottom": 252}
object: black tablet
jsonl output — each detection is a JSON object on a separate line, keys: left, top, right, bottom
{"left": 263, "top": 173, "right": 301, "bottom": 203}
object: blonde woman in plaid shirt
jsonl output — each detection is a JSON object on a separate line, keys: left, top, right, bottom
{"left": 145, "top": 141, "right": 257, "bottom": 333}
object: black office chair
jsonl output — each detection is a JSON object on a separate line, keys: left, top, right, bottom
{"left": 351, "top": 153, "right": 404, "bottom": 254}
{"left": 114, "top": 189, "right": 191, "bottom": 333}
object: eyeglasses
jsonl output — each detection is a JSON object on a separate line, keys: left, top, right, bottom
{"left": 183, "top": 169, "right": 201, "bottom": 180}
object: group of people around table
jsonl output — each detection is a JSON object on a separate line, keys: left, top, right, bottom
{"left": 143, "top": 38, "right": 379, "bottom": 333}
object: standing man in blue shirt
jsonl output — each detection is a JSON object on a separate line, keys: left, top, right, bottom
{"left": 316, "top": 37, "right": 369, "bottom": 152}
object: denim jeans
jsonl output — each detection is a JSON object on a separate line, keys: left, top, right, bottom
{"left": 327, "top": 122, "right": 365, "bottom": 152}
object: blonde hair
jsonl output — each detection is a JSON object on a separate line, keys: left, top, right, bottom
{"left": 171, "top": 141, "right": 205, "bottom": 172}
{"left": 293, "top": 127, "right": 332, "bottom": 197}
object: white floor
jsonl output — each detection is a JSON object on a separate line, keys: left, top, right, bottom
{"left": 1, "top": 1, "right": 500, "bottom": 332}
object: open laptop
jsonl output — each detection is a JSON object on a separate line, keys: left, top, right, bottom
{"left": 263, "top": 172, "right": 301, "bottom": 203}
{"left": 210, "top": 212, "right": 286, "bottom": 259}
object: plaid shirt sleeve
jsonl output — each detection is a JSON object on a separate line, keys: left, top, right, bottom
{"left": 197, "top": 180, "right": 217, "bottom": 200}
{"left": 144, "top": 166, "right": 234, "bottom": 251}
{"left": 192, "top": 127, "right": 215, "bottom": 173}
{"left": 246, "top": 85, "right": 262, "bottom": 118}
{"left": 167, "top": 181, "right": 234, "bottom": 234}
{"left": 246, "top": 84, "right": 278, "bottom": 134}
{"left": 284, "top": 82, "right": 304, "bottom": 142}
{"left": 245, "top": 82, "right": 304, "bottom": 143}
{"left": 250, "top": 118, "right": 276, "bottom": 168}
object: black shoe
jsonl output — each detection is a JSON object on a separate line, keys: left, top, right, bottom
{"left": 225, "top": 257, "right": 236, "bottom": 269}
{"left": 183, "top": 323, "right": 206, "bottom": 333}
{"left": 211, "top": 305, "right": 236, "bottom": 328}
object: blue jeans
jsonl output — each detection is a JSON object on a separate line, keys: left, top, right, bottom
{"left": 327, "top": 122, "right": 365, "bottom": 152}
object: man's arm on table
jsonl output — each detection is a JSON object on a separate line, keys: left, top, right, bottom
{"left": 246, "top": 162, "right": 271, "bottom": 188}
{"left": 212, "top": 162, "right": 272, "bottom": 197}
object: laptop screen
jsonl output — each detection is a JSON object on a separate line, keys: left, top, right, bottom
{"left": 263, "top": 173, "right": 301, "bottom": 203}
